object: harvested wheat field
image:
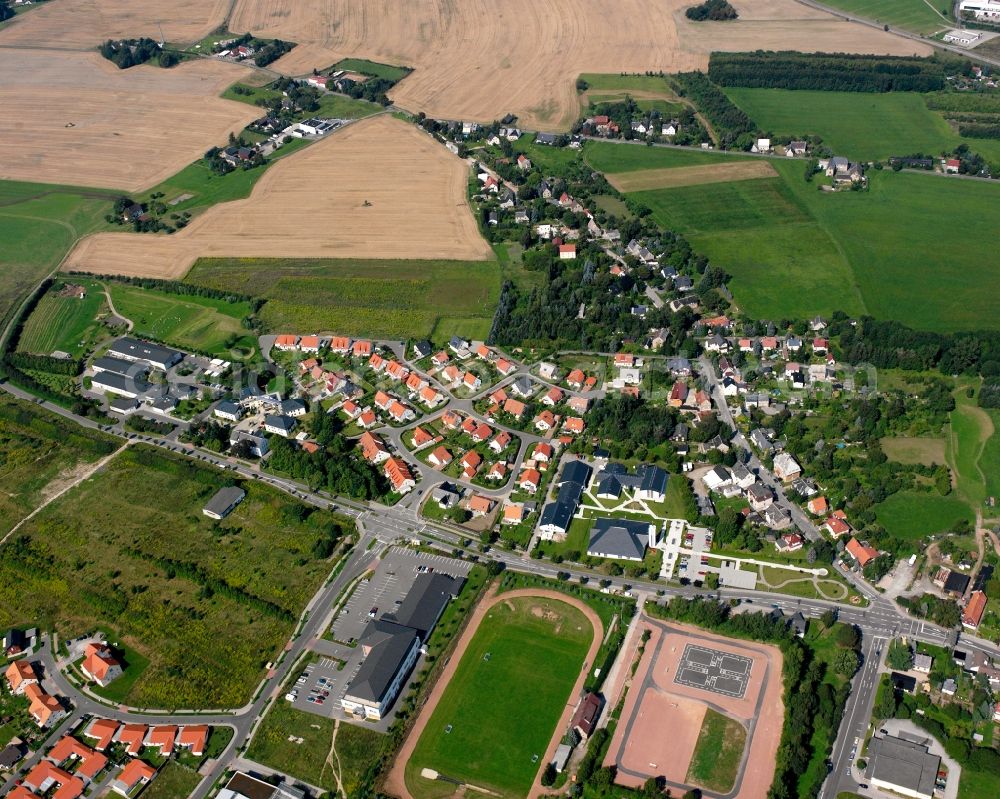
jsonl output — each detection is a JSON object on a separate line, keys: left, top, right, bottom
{"left": 228, "top": 0, "right": 930, "bottom": 129}
{"left": 607, "top": 161, "right": 777, "bottom": 192}
{"left": 65, "top": 115, "right": 493, "bottom": 278}
{"left": 0, "top": 0, "right": 229, "bottom": 49}
{"left": 0, "top": 51, "right": 257, "bottom": 192}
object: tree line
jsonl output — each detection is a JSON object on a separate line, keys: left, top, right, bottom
{"left": 708, "top": 51, "right": 969, "bottom": 93}
{"left": 672, "top": 71, "right": 757, "bottom": 148}
{"left": 99, "top": 38, "right": 177, "bottom": 70}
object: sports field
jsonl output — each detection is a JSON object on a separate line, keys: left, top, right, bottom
{"left": 0, "top": 50, "right": 257, "bottom": 192}
{"left": 405, "top": 595, "right": 594, "bottom": 798}
{"left": 0, "top": 181, "right": 113, "bottom": 333}
{"left": 108, "top": 284, "right": 254, "bottom": 355}
{"left": 686, "top": 708, "right": 747, "bottom": 793}
{"left": 226, "top": 0, "right": 926, "bottom": 129}
{"left": 723, "top": 88, "right": 1000, "bottom": 163}
{"left": 0, "top": 446, "right": 350, "bottom": 709}
{"left": 814, "top": 0, "right": 951, "bottom": 34}
{"left": 186, "top": 257, "right": 501, "bottom": 341}
{"left": 16, "top": 281, "right": 108, "bottom": 357}
{"left": 586, "top": 142, "right": 1000, "bottom": 331}
{"left": 65, "top": 116, "right": 493, "bottom": 278}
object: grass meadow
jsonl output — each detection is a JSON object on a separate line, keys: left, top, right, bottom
{"left": 16, "top": 280, "right": 107, "bottom": 357}
{"left": 107, "top": 283, "right": 253, "bottom": 354}
{"left": 185, "top": 257, "right": 502, "bottom": 341}
{"left": 333, "top": 58, "right": 410, "bottom": 82}
{"left": 686, "top": 708, "right": 746, "bottom": 793}
{"left": 723, "top": 88, "right": 1000, "bottom": 163}
{"left": 584, "top": 141, "right": 1000, "bottom": 331}
{"left": 0, "top": 445, "right": 350, "bottom": 709}
{"left": 874, "top": 492, "right": 975, "bottom": 539}
{"left": 405, "top": 596, "right": 594, "bottom": 798}
{"left": 0, "top": 181, "right": 114, "bottom": 333}
{"left": 813, "top": 0, "right": 951, "bottom": 34}
{"left": 139, "top": 761, "right": 201, "bottom": 799}
{"left": 247, "top": 699, "right": 388, "bottom": 795}
{"left": 0, "top": 394, "right": 118, "bottom": 537}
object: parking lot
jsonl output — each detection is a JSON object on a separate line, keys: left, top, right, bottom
{"left": 289, "top": 547, "right": 472, "bottom": 726}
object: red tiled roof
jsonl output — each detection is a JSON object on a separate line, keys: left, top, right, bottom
{"left": 963, "top": 590, "right": 988, "bottom": 629}
{"left": 177, "top": 725, "right": 209, "bottom": 756}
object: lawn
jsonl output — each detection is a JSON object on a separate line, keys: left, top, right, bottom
{"left": 813, "top": 0, "right": 951, "bottom": 34}
{"left": 333, "top": 58, "right": 410, "bottom": 82}
{"left": 107, "top": 283, "right": 254, "bottom": 355}
{"left": 0, "top": 393, "right": 118, "bottom": 537}
{"left": 16, "top": 279, "right": 108, "bottom": 357}
{"left": 685, "top": 708, "right": 747, "bottom": 793}
{"left": 0, "top": 180, "right": 114, "bottom": 333}
{"left": 406, "top": 596, "right": 594, "bottom": 798}
{"left": 141, "top": 761, "right": 201, "bottom": 799}
{"left": 874, "top": 491, "right": 975, "bottom": 539}
{"left": 246, "top": 699, "right": 389, "bottom": 795}
{"left": 586, "top": 141, "right": 1000, "bottom": 331}
{"left": 979, "top": 409, "right": 1000, "bottom": 506}
{"left": 129, "top": 137, "right": 311, "bottom": 219}
{"left": 723, "top": 88, "right": 1000, "bottom": 163}
{"left": 586, "top": 141, "right": 752, "bottom": 173}
{"left": 0, "top": 445, "right": 353, "bottom": 709}
{"left": 880, "top": 436, "right": 947, "bottom": 466}
{"left": 947, "top": 387, "right": 993, "bottom": 509}
{"left": 185, "top": 257, "right": 502, "bottom": 341}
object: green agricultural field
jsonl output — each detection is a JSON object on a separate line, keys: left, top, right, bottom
{"left": 406, "top": 596, "right": 594, "bottom": 798}
{"left": 815, "top": 0, "right": 951, "bottom": 34}
{"left": 334, "top": 58, "right": 410, "bottom": 82}
{"left": 874, "top": 491, "right": 974, "bottom": 539}
{"left": 247, "top": 699, "right": 389, "bottom": 795}
{"left": 723, "top": 88, "right": 1000, "bottom": 163}
{"left": 0, "top": 394, "right": 118, "bottom": 537}
{"left": 0, "top": 446, "right": 352, "bottom": 709}
{"left": 585, "top": 142, "right": 1000, "bottom": 331}
{"left": 185, "top": 258, "right": 501, "bottom": 341}
{"left": 107, "top": 283, "right": 253, "bottom": 355}
{"left": 586, "top": 142, "right": 752, "bottom": 173}
{"left": 0, "top": 181, "right": 114, "bottom": 333}
{"left": 686, "top": 709, "right": 747, "bottom": 793}
{"left": 16, "top": 280, "right": 108, "bottom": 357}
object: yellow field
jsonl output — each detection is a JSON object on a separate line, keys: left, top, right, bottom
{"left": 64, "top": 115, "right": 493, "bottom": 278}
{"left": 881, "top": 436, "right": 947, "bottom": 466}
{"left": 0, "top": 0, "right": 229, "bottom": 48}
{"left": 0, "top": 51, "right": 258, "bottom": 192}
{"left": 606, "top": 160, "right": 778, "bottom": 191}
{"left": 228, "top": 0, "right": 930, "bottom": 130}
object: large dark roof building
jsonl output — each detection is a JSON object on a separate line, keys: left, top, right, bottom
{"left": 868, "top": 734, "right": 940, "bottom": 799}
{"left": 106, "top": 337, "right": 183, "bottom": 371}
{"left": 384, "top": 573, "right": 463, "bottom": 639}
{"left": 587, "top": 518, "right": 652, "bottom": 561}
{"left": 538, "top": 460, "right": 592, "bottom": 539}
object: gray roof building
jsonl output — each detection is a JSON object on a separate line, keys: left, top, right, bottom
{"left": 202, "top": 486, "right": 246, "bottom": 520}
{"left": 343, "top": 619, "right": 420, "bottom": 710}
{"left": 588, "top": 517, "right": 652, "bottom": 561}
{"left": 92, "top": 356, "right": 143, "bottom": 376}
{"left": 384, "top": 573, "right": 463, "bottom": 639}
{"left": 106, "top": 337, "right": 183, "bottom": 370}
{"left": 869, "top": 734, "right": 940, "bottom": 799}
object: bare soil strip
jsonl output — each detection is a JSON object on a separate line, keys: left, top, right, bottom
{"left": 64, "top": 115, "right": 493, "bottom": 278}
{"left": 607, "top": 160, "right": 778, "bottom": 192}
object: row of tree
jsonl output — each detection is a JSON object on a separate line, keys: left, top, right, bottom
{"left": 672, "top": 71, "right": 757, "bottom": 148}
{"left": 99, "top": 38, "right": 173, "bottom": 70}
{"left": 685, "top": 0, "right": 738, "bottom": 21}
{"left": 708, "top": 51, "right": 968, "bottom": 93}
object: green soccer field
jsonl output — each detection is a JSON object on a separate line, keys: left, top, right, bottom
{"left": 406, "top": 596, "right": 595, "bottom": 798}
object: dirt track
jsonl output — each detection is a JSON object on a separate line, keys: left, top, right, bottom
{"left": 64, "top": 115, "right": 493, "bottom": 277}
{"left": 228, "top": 0, "right": 930, "bottom": 130}
{"left": 383, "top": 586, "right": 604, "bottom": 799}
{"left": 0, "top": 50, "right": 257, "bottom": 192}
{"left": 607, "top": 161, "right": 778, "bottom": 192}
